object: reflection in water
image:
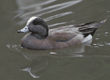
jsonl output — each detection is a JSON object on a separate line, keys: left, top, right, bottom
{"left": 6, "top": 40, "right": 91, "bottom": 78}
{"left": 20, "top": 56, "right": 49, "bottom": 78}
{"left": 15, "top": 0, "right": 82, "bottom": 25}
{"left": 19, "top": 45, "right": 86, "bottom": 78}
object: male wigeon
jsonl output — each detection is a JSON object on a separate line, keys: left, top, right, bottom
{"left": 18, "top": 16, "right": 106, "bottom": 50}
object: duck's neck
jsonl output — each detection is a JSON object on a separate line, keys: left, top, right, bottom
{"left": 31, "top": 32, "right": 48, "bottom": 39}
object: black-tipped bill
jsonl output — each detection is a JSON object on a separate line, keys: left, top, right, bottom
{"left": 18, "top": 26, "right": 29, "bottom": 33}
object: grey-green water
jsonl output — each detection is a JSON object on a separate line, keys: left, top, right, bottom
{"left": 1, "top": 0, "right": 110, "bottom": 80}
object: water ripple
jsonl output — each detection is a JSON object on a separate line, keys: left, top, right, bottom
{"left": 48, "top": 22, "right": 67, "bottom": 27}
{"left": 16, "top": 0, "right": 83, "bottom": 25}
{"left": 6, "top": 44, "right": 21, "bottom": 52}
{"left": 20, "top": 0, "right": 82, "bottom": 18}
{"left": 44, "top": 11, "right": 73, "bottom": 22}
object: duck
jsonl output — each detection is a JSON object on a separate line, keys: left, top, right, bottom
{"left": 18, "top": 16, "right": 106, "bottom": 50}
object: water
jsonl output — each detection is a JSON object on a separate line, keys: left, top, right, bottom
{"left": 1, "top": 0, "right": 110, "bottom": 80}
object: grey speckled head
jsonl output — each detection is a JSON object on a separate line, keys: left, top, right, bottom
{"left": 18, "top": 16, "right": 48, "bottom": 39}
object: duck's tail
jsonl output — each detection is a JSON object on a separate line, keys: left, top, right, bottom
{"left": 78, "top": 19, "right": 107, "bottom": 37}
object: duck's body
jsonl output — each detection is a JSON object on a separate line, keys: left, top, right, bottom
{"left": 21, "top": 28, "right": 83, "bottom": 50}
{"left": 18, "top": 17, "right": 106, "bottom": 50}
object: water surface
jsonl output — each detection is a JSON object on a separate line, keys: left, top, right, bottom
{"left": 1, "top": 0, "right": 110, "bottom": 80}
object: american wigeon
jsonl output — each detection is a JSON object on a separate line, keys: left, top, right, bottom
{"left": 18, "top": 16, "right": 106, "bottom": 50}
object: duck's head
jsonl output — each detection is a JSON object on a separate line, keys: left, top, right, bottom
{"left": 18, "top": 16, "right": 48, "bottom": 39}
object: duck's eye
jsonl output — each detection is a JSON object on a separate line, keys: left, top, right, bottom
{"left": 33, "top": 20, "right": 38, "bottom": 25}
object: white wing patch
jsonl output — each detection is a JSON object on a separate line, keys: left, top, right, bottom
{"left": 82, "top": 34, "right": 92, "bottom": 43}
{"left": 26, "top": 16, "right": 37, "bottom": 25}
